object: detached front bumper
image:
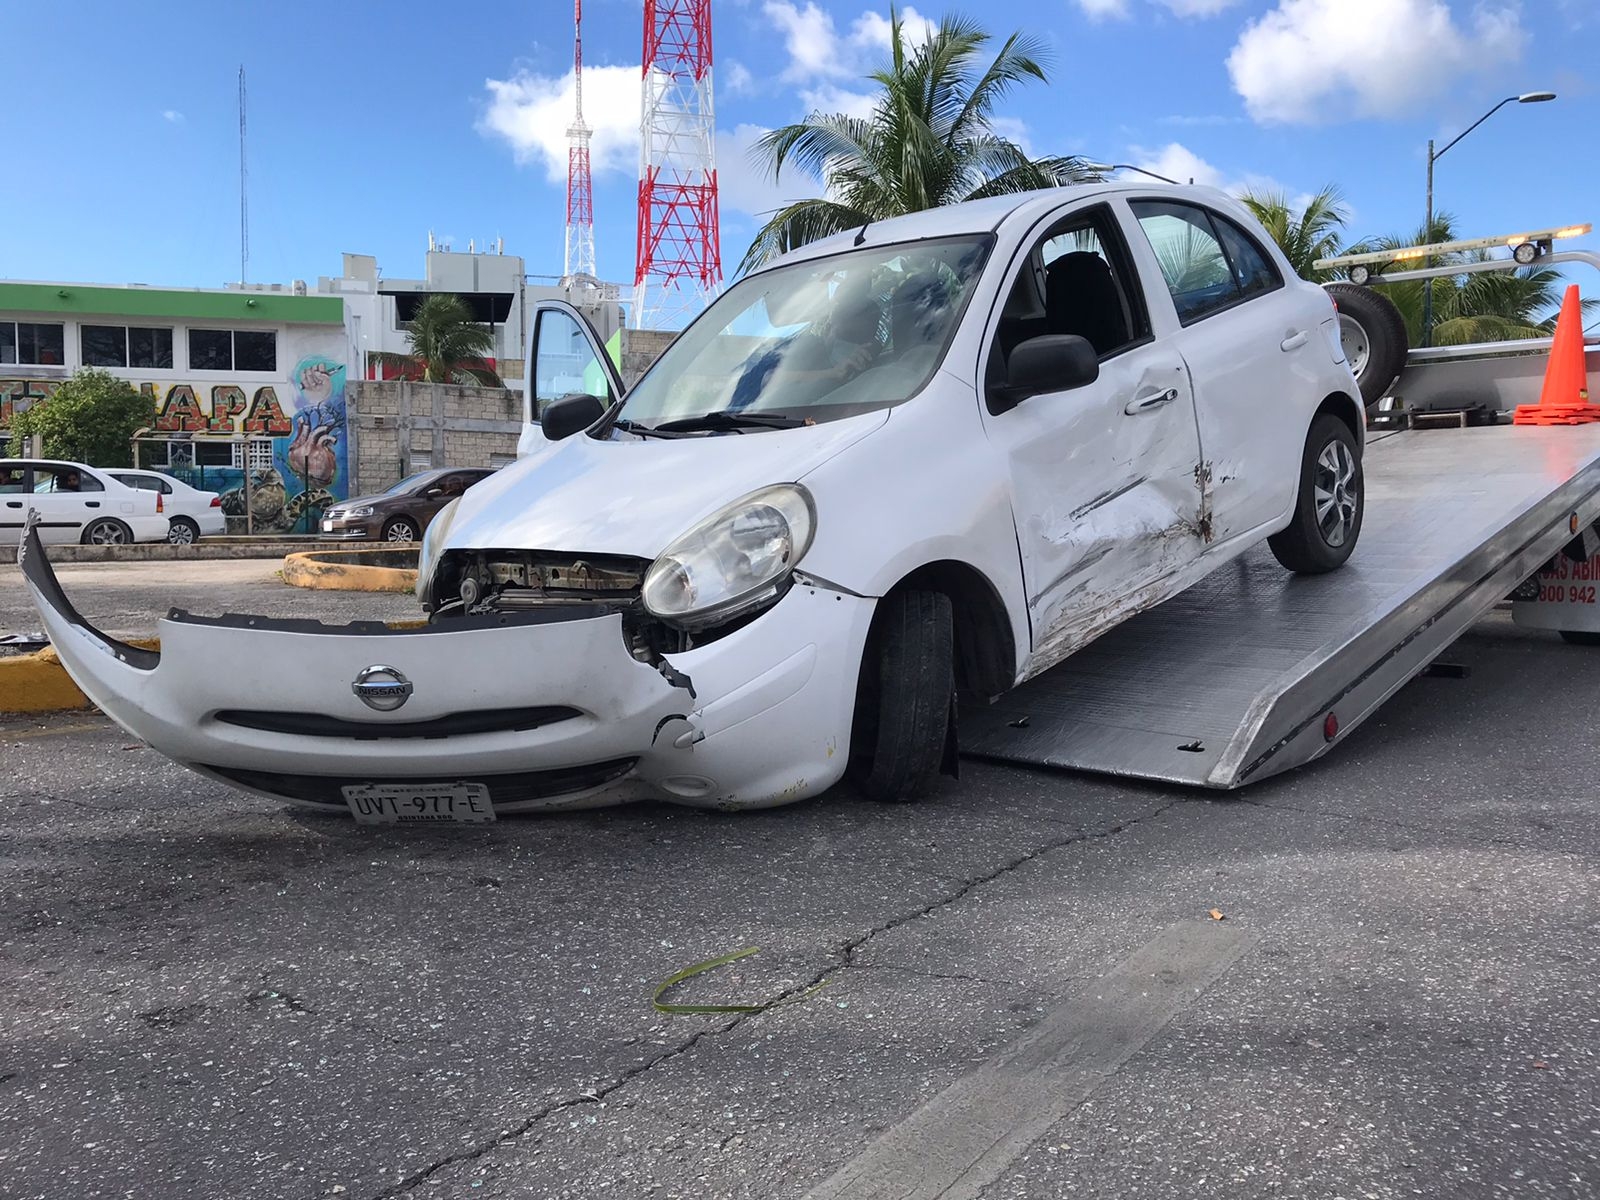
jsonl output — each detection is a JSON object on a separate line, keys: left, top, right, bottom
{"left": 18, "top": 520, "right": 873, "bottom": 813}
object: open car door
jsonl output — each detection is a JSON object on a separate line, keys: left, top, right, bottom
{"left": 520, "top": 301, "right": 626, "bottom": 458}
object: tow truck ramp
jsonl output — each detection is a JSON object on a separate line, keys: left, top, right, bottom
{"left": 962, "top": 425, "right": 1600, "bottom": 789}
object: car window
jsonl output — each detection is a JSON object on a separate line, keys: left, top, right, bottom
{"left": 1130, "top": 200, "right": 1239, "bottom": 323}
{"left": 989, "top": 206, "right": 1149, "bottom": 393}
{"left": 1212, "top": 214, "right": 1282, "bottom": 297}
{"left": 532, "top": 310, "right": 612, "bottom": 420}
{"left": 0, "top": 467, "right": 27, "bottom": 493}
{"left": 33, "top": 466, "right": 102, "bottom": 493}
{"left": 114, "top": 473, "right": 167, "bottom": 493}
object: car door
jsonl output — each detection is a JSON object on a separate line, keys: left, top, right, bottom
{"left": 26, "top": 464, "right": 99, "bottom": 546}
{"left": 977, "top": 202, "right": 1206, "bottom": 669}
{"left": 1125, "top": 198, "right": 1310, "bottom": 545}
{"left": 0, "top": 463, "right": 30, "bottom": 546}
{"left": 522, "top": 301, "right": 625, "bottom": 457}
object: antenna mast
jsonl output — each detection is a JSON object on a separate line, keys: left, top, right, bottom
{"left": 238, "top": 66, "right": 249, "bottom": 286}
{"left": 564, "top": 0, "right": 597, "bottom": 282}
{"left": 634, "top": 0, "right": 720, "bottom": 329}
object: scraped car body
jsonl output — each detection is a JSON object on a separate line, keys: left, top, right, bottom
{"left": 25, "top": 183, "right": 1363, "bottom": 814}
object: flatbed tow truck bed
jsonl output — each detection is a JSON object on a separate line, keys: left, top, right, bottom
{"left": 962, "top": 424, "right": 1600, "bottom": 788}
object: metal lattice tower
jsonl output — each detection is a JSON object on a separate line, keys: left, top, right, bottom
{"left": 564, "top": 0, "right": 597, "bottom": 283}
{"left": 634, "top": 0, "right": 720, "bottom": 330}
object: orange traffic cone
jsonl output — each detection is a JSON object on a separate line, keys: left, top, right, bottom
{"left": 1514, "top": 285, "right": 1600, "bottom": 425}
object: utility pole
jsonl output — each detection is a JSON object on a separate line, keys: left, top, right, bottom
{"left": 239, "top": 66, "right": 249, "bottom": 286}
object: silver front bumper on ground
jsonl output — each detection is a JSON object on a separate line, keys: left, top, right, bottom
{"left": 18, "top": 519, "right": 874, "bottom": 813}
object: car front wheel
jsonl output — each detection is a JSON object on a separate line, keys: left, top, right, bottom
{"left": 82, "top": 518, "right": 132, "bottom": 546}
{"left": 384, "top": 517, "right": 419, "bottom": 543}
{"left": 1269, "top": 413, "right": 1364, "bottom": 574}
{"left": 848, "top": 589, "right": 955, "bottom": 803}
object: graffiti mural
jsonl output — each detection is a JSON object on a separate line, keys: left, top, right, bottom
{"left": 1, "top": 355, "right": 349, "bottom": 534}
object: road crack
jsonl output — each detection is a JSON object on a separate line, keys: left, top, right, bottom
{"left": 359, "top": 797, "right": 1186, "bottom": 1198}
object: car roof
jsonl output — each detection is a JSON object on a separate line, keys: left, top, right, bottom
{"left": 0, "top": 458, "right": 100, "bottom": 472}
{"left": 756, "top": 181, "right": 1243, "bottom": 272}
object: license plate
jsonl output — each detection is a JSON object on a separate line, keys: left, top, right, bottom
{"left": 322, "top": 520, "right": 334, "bottom": 532}
{"left": 341, "top": 782, "right": 495, "bottom": 824}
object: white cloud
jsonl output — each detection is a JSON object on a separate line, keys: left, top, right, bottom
{"left": 480, "top": 64, "right": 642, "bottom": 183}
{"left": 762, "top": 1, "right": 936, "bottom": 81}
{"left": 723, "top": 60, "right": 754, "bottom": 95}
{"left": 1073, "top": 0, "right": 1130, "bottom": 18}
{"left": 161, "top": 110, "right": 184, "bottom": 123}
{"left": 1227, "top": 0, "right": 1527, "bottom": 125}
{"left": 1127, "top": 142, "right": 1284, "bottom": 197}
{"left": 1157, "top": 0, "right": 1243, "bottom": 14}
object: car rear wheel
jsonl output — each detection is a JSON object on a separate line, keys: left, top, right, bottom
{"left": 167, "top": 517, "right": 199, "bottom": 545}
{"left": 383, "top": 517, "right": 419, "bottom": 543}
{"left": 1269, "top": 414, "right": 1364, "bottom": 575}
{"left": 848, "top": 589, "right": 955, "bottom": 803}
{"left": 82, "top": 519, "right": 132, "bottom": 546}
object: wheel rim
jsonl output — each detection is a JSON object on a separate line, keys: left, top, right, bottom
{"left": 1338, "top": 313, "right": 1370, "bottom": 379}
{"left": 1313, "top": 440, "right": 1358, "bottom": 548}
{"left": 168, "top": 521, "right": 195, "bottom": 544}
{"left": 387, "top": 523, "right": 415, "bottom": 542}
{"left": 89, "top": 522, "right": 126, "bottom": 545}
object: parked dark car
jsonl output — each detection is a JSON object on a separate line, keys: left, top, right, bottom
{"left": 319, "top": 468, "right": 494, "bottom": 542}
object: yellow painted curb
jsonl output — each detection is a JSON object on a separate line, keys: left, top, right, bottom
{"left": 281, "top": 550, "right": 418, "bottom": 593}
{"left": 0, "top": 640, "right": 160, "bottom": 715}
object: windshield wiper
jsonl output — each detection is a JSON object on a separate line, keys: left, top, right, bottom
{"left": 610, "top": 418, "right": 688, "bottom": 439}
{"left": 652, "top": 411, "right": 815, "bottom": 434}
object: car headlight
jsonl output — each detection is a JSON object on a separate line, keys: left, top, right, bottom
{"left": 415, "top": 497, "right": 461, "bottom": 606}
{"left": 642, "top": 484, "right": 816, "bottom": 630}
{"left": 347, "top": 505, "right": 375, "bottom": 518}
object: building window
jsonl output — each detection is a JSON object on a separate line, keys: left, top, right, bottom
{"left": 82, "top": 325, "right": 175, "bottom": 369}
{"left": 0, "top": 321, "right": 66, "bottom": 366}
{"left": 188, "top": 328, "right": 277, "bottom": 372}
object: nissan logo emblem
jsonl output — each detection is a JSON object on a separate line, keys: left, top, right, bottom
{"left": 352, "top": 665, "right": 413, "bottom": 712}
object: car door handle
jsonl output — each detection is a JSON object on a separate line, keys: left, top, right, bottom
{"left": 85, "top": 501, "right": 100, "bottom": 508}
{"left": 1125, "top": 387, "right": 1179, "bottom": 415}
{"left": 4, "top": 501, "right": 21, "bottom": 509}
{"left": 1280, "top": 330, "right": 1309, "bottom": 352}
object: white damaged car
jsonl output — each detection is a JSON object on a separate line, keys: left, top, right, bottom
{"left": 21, "top": 184, "right": 1364, "bottom": 821}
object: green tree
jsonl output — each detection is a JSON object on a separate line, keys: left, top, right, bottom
{"left": 1239, "top": 184, "right": 1350, "bottom": 281}
{"left": 401, "top": 294, "right": 498, "bottom": 384}
{"left": 5, "top": 368, "right": 150, "bottom": 466}
{"left": 739, "top": 8, "right": 1096, "bottom": 273}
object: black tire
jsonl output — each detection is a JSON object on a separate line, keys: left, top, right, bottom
{"left": 1325, "top": 282, "right": 1408, "bottom": 407}
{"left": 1559, "top": 630, "right": 1600, "bottom": 646}
{"left": 167, "top": 516, "right": 199, "bottom": 545}
{"left": 383, "top": 517, "right": 419, "bottom": 543}
{"left": 81, "top": 518, "right": 131, "bottom": 546}
{"left": 848, "top": 589, "right": 954, "bottom": 803}
{"left": 1269, "top": 414, "right": 1364, "bottom": 574}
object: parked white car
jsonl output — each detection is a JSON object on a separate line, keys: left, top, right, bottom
{"left": 2, "top": 459, "right": 168, "bottom": 546}
{"left": 22, "top": 183, "right": 1363, "bottom": 819}
{"left": 107, "top": 469, "right": 227, "bottom": 544}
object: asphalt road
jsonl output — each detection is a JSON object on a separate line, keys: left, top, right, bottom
{"left": 3, "top": 611, "right": 1598, "bottom": 1199}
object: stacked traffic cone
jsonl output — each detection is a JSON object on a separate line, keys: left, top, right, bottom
{"left": 1514, "top": 285, "right": 1600, "bottom": 425}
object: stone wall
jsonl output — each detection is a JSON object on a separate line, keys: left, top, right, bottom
{"left": 620, "top": 329, "right": 676, "bottom": 385}
{"left": 349, "top": 381, "right": 523, "bottom": 495}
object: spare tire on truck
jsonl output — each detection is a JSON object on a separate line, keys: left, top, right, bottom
{"left": 1325, "top": 281, "right": 1409, "bottom": 408}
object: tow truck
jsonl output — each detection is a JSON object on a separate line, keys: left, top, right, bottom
{"left": 963, "top": 229, "right": 1600, "bottom": 788}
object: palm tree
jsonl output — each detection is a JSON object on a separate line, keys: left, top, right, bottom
{"left": 738, "top": 9, "right": 1096, "bottom": 273}
{"left": 1239, "top": 185, "right": 1349, "bottom": 281}
{"left": 403, "top": 294, "right": 498, "bottom": 384}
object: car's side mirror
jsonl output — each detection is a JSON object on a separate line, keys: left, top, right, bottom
{"left": 991, "top": 335, "right": 1099, "bottom": 413}
{"left": 541, "top": 392, "right": 607, "bottom": 441}
{"left": 423, "top": 485, "right": 444, "bottom": 498}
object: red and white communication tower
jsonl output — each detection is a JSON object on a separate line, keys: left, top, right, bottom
{"left": 564, "top": 0, "right": 596, "bottom": 282}
{"left": 634, "top": 0, "right": 720, "bottom": 329}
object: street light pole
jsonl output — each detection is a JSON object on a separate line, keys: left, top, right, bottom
{"left": 1421, "top": 91, "right": 1556, "bottom": 346}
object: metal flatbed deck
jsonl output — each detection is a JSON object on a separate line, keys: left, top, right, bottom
{"left": 962, "top": 425, "right": 1600, "bottom": 788}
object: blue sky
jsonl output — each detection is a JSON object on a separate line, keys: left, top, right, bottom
{"left": 1, "top": 0, "right": 1595, "bottom": 292}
